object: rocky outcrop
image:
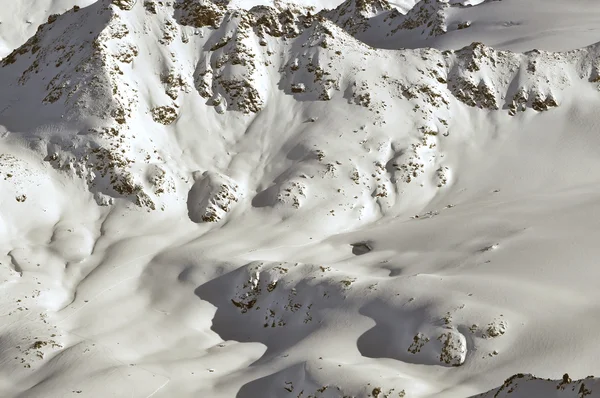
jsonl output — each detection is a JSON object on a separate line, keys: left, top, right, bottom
{"left": 473, "top": 373, "right": 600, "bottom": 398}
{"left": 187, "top": 171, "right": 241, "bottom": 223}
{"left": 174, "top": 0, "right": 224, "bottom": 28}
{"left": 194, "top": 10, "right": 270, "bottom": 113}
{"left": 446, "top": 42, "right": 572, "bottom": 114}
{"left": 250, "top": 5, "right": 314, "bottom": 39}
{"left": 325, "top": 0, "right": 451, "bottom": 41}
{"left": 324, "top": 0, "right": 393, "bottom": 35}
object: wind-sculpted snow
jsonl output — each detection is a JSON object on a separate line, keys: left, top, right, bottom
{"left": 2, "top": 0, "right": 600, "bottom": 397}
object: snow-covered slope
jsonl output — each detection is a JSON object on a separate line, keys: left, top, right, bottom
{"left": 474, "top": 373, "right": 600, "bottom": 397}
{"left": 0, "top": 0, "right": 96, "bottom": 59}
{"left": 2, "top": 0, "right": 600, "bottom": 397}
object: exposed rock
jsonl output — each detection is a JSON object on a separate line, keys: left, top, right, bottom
{"left": 151, "top": 106, "right": 178, "bottom": 125}
{"left": 250, "top": 6, "right": 312, "bottom": 39}
{"left": 0, "top": 0, "right": 596, "bottom": 215}
{"left": 475, "top": 373, "right": 599, "bottom": 398}
{"left": 408, "top": 333, "right": 430, "bottom": 354}
{"left": 112, "top": 0, "right": 137, "bottom": 11}
{"left": 531, "top": 92, "right": 559, "bottom": 112}
{"left": 291, "top": 83, "right": 306, "bottom": 93}
{"left": 391, "top": 0, "right": 450, "bottom": 37}
{"left": 325, "top": 0, "right": 393, "bottom": 35}
{"left": 187, "top": 172, "right": 241, "bottom": 223}
{"left": 174, "top": 0, "right": 224, "bottom": 28}
{"left": 485, "top": 319, "right": 507, "bottom": 338}
{"left": 351, "top": 242, "right": 372, "bottom": 255}
{"left": 437, "top": 330, "right": 467, "bottom": 366}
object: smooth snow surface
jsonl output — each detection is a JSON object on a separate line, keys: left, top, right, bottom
{"left": 2, "top": 0, "right": 600, "bottom": 397}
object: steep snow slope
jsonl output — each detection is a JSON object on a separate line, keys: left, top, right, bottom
{"left": 2, "top": 0, "right": 600, "bottom": 397}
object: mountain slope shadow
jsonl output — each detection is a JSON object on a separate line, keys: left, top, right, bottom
{"left": 194, "top": 260, "right": 343, "bottom": 363}
{"left": 0, "top": 0, "right": 114, "bottom": 133}
{"left": 235, "top": 363, "right": 311, "bottom": 398}
{"left": 356, "top": 298, "right": 459, "bottom": 366}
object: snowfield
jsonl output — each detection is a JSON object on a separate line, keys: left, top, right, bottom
{"left": 2, "top": 0, "right": 600, "bottom": 397}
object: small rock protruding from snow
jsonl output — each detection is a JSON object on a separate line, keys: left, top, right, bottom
{"left": 151, "top": 106, "right": 178, "bottom": 125}
{"left": 351, "top": 242, "right": 372, "bottom": 255}
{"left": 291, "top": 83, "right": 306, "bottom": 93}
{"left": 485, "top": 319, "right": 507, "bottom": 338}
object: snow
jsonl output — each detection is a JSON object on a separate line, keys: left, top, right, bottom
{"left": 2, "top": 0, "right": 600, "bottom": 397}
{"left": 0, "top": 0, "right": 96, "bottom": 59}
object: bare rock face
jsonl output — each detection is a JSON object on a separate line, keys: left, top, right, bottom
{"left": 187, "top": 171, "right": 241, "bottom": 223}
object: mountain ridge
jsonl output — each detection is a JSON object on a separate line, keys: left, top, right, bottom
{"left": 2, "top": 1, "right": 600, "bottom": 397}
{"left": 2, "top": 0, "right": 600, "bottom": 213}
